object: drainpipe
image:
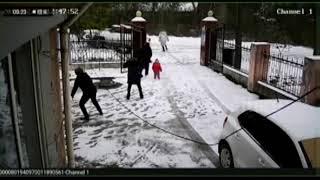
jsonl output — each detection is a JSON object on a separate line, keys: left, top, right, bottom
{"left": 59, "top": 3, "right": 93, "bottom": 168}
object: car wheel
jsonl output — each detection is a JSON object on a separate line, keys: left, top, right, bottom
{"left": 219, "top": 142, "right": 234, "bottom": 168}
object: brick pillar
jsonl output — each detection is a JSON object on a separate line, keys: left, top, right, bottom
{"left": 200, "top": 10, "right": 218, "bottom": 66}
{"left": 301, "top": 56, "right": 320, "bottom": 106}
{"left": 131, "top": 10, "right": 147, "bottom": 53}
{"left": 247, "top": 42, "right": 270, "bottom": 92}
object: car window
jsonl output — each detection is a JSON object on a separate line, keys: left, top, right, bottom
{"left": 299, "top": 138, "right": 320, "bottom": 168}
{"left": 238, "top": 110, "right": 303, "bottom": 168}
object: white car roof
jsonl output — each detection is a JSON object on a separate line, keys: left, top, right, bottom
{"left": 235, "top": 99, "right": 320, "bottom": 141}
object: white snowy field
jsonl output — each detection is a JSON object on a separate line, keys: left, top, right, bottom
{"left": 70, "top": 34, "right": 312, "bottom": 168}
{"left": 70, "top": 35, "right": 263, "bottom": 168}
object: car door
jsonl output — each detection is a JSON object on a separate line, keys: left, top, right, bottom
{"left": 230, "top": 111, "right": 279, "bottom": 168}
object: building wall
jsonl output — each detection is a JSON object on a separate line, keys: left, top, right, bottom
{"left": 0, "top": 14, "right": 66, "bottom": 60}
{"left": 12, "top": 42, "right": 43, "bottom": 168}
{"left": 36, "top": 31, "right": 66, "bottom": 167}
{"left": 2, "top": 33, "right": 67, "bottom": 168}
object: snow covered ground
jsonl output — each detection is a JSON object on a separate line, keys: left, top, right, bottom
{"left": 70, "top": 33, "right": 312, "bottom": 168}
{"left": 70, "top": 35, "right": 262, "bottom": 168}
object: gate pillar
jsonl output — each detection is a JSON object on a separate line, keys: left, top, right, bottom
{"left": 131, "top": 11, "right": 147, "bottom": 55}
{"left": 301, "top": 56, "right": 320, "bottom": 106}
{"left": 200, "top": 10, "right": 218, "bottom": 66}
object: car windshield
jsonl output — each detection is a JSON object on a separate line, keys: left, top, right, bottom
{"left": 299, "top": 138, "right": 320, "bottom": 168}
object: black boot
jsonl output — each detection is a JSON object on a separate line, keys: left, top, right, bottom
{"left": 81, "top": 115, "right": 90, "bottom": 122}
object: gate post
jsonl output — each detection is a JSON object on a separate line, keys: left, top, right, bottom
{"left": 200, "top": 10, "right": 218, "bottom": 66}
{"left": 131, "top": 10, "right": 147, "bottom": 54}
{"left": 247, "top": 42, "right": 270, "bottom": 92}
{"left": 301, "top": 56, "right": 320, "bottom": 106}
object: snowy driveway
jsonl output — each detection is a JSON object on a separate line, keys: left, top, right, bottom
{"left": 71, "top": 36, "right": 243, "bottom": 168}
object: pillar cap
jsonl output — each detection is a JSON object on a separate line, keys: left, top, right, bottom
{"left": 251, "top": 42, "right": 270, "bottom": 45}
{"left": 305, "top": 56, "right": 320, "bottom": 61}
{"left": 131, "top": 10, "right": 146, "bottom": 22}
{"left": 202, "top": 10, "right": 218, "bottom": 22}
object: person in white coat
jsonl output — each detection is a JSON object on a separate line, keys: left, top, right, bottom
{"left": 158, "top": 31, "right": 169, "bottom": 52}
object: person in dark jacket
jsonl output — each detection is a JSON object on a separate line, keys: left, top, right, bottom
{"left": 123, "top": 58, "right": 144, "bottom": 100}
{"left": 133, "top": 47, "right": 145, "bottom": 75}
{"left": 71, "top": 67, "right": 103, "bottom": 121}
{"left": 142, "top": 39, "right": 152, "bottom": 76}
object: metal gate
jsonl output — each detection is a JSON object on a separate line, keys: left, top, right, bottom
{"left": 119, "top": 24, "right": 132, "bottom": 73}
{"left": 119, "top": 23, "right": 144, "bottom": 73}
{"left": 208, "top": 24, "right": 225, "bottom": 73}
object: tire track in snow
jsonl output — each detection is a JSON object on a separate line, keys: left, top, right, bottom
{"left": 161, "top": 77, "right": 220, "bottom": 167}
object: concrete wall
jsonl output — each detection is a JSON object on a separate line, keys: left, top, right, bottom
{"left": 221, "top": 65, "right": 296, "bottom": 100}
{"left": 256, "top": 82, "right": 297, "bottom": 100}
{"left": 222, "top": 65, "right": 248, "bottom": 88}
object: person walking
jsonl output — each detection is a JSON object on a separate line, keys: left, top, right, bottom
{"left": 152, "top": 58, "right": 162, "bottom": 80}
{"left": 71, "top": 67, "right": 103, "bottom": 121}
{"left": 142, "top": 38, "right": 152, "bottom": 76}
{"left": 123, "top": 58, "right": 144, "bottom": 100}
{"left": 159, "top": 31, "right": 169, "bottom": 52}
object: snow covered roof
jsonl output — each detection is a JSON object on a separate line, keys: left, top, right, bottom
{"left": 120, "top": 24, "right": 132, "bottom": 29}
{"left": 252, "top": 42, "right": 270, "bottom": 45}
{"left": 305, "top": 56, "right": 320, "bottom": 61}
{"left": 235, "top": 99, "right": 320, "bottom": 141}
{"left": 202, "top": 17, "right": 218, "bottom": 22}
{"left": 131, "top": 17, "right": 146, "bottom": 22}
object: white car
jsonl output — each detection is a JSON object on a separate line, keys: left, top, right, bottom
{"left": 218, "top": 99, "right": 320, "bottom": 168}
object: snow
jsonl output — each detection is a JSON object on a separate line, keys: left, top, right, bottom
{"left": 251, "top": 42, "right": 269, "bottom": 45}
{"left": 120, "top": 24, "right": 132, "bottom": 29}
{"left": 131, "top": 17, "right": 146, "bottom": 22}
{"left": 224, "top": 40, "right": 312, "bottom": 96}
{"left": 178, "top": 2, "right": 197, "bottom": 12}
{"left": 258, "top": 81, "right": 298, "bottom": 100}
{"left": 223, "top": 64, "right": 249, "bottom": 78}
{"left": 306, "top": 56, "right": 320, "bottom": 61}
{"left": 237, "top": 100, "right": 320, "bottom": 141}
{"left": 99, "top": 31, "right": 123, "bottom": 40}
{"left": 70, "top": 34, "right": 313, "bottom": 168}
{"left": 202, "top": 17, "right": 218, "bottom": 22}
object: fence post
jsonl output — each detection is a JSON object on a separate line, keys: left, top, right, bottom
{"left": 247, "top": 42, "right": 270, "bottom": 92}
{"left": 301, "top": 56, "right": 320, "bottom": 106}
{"left": 131, "top": 10, "right": 147, "bottom": 52}
{"left": 200, "top": 10, "right": 218, "bottom": 66}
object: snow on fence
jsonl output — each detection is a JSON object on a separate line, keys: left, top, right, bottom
{"left": 70, "top": 39, "right": 132, "bottom": 64}
{"left": 223, "top": 41, "right": 251, "bottom": 74}
{"left": 221, "top": 40, "right": 304, "bottom": 97}
{"left": 262, "top": 54, "right": 304, "bottom": 97}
